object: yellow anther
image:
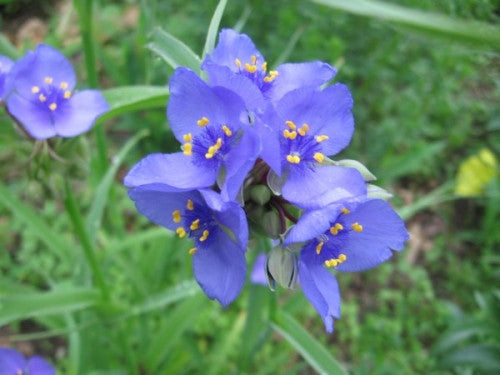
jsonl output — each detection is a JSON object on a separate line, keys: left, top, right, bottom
{"left": 285, "top": 120, "right": 296, "bottom": 130}
{"left": 200, "top": 229, "right": 209, "bottom": 242}
{"left": 222, "top": 125, "right": 232, "bottom": 137}
{"left": 64, "top": 90, "right": 72, "bottom": 99}
{"left": 186, "top": 199, "right": 194, "bottom": 210}
{"left": 251, "top": 55, "right": 257, "bottom": 64}
{"left": 235, "top": 58, "right": 242, "bottom": 68}
{"left": 245, "top": 63, "right": 257, "bottom": 73}
{"left": 39, "top": 94, "right": 46, "bottom": 102}
{"left": 215, "top": 138, "right": 222, "bottom": 148}
{"left": 188, "top": 247, "right": 197, "bottom": 255}
{"left": 49, "top": 103, "right": 57, "bottom": 111}
{"left": 329, "top": 223, "right": 344, "bottom": 235}
{"left": 44, "top": 76, "right": 53, "bottom": 84}
{"left": 197, "top": 117, "right": 209, "bottom": 127}
{"left": 325, "top": 259, "right": 339, "bottom": 268}
{"left": 190, "top": 219, "right": 200, "bottom": 231}
{"left": 172, "top": 210, "right": 182, "bottom": 223}
{"left": 351, "top": 222, "right": 363, "bottom": 232}
{"left": 338, "top": 254, "right": 347, "bottom": 262}
{"left": 315, "top": 241, "right": 324, "bottom": 255}
{"left": 313, "top": 153, "right": 325, "bottom": 163}
{"left": 341, "top": 207, "right": 350, "bottom": 215}
{"left": 205, "top": 138, "right": 223, "bottom": 159}
{"left": 60, "top": 81, "right": 68, "bottom": 89}
{"left": 182, "top": 143, "right": 192, "bottom": 156}
{"left": 183, "top": 133, "right": 192, "bottom": 142}
{"left": 261, "top": 61, "right": 268, "bottom": 71}
{"left": 176, "top": 227, "right": 186, "bottom": 238}
{"left": 263, "top": 70, "right": 278, "bottom": 83}
{"left": 31, "top": 86, "right": 40, "bottom": 94}
{"left": 283, "top": 129, "right": 297, "bottom": 140}
{"left": 286, "top": 154, "right": 301, "bottom": 164}
{"left": 315, "top": 135, "right": 330, "bottom": 143}
{"left": 298, "top": 124, "right": 310, "bottom": 136}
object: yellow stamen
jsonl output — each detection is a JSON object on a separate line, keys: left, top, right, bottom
{"left": 286, "top": 154, "right": 301, "bottom": 164}
{"left": 186, "top": 199, "right": 194, "bottom": 210}
{"left": 285, "top": 120, "right": 296, "bottom": 130}
{"left": 64, "top": 90, "right": 72, "bottom": 99}
{"left": 205, "top": 138, "right": 223, "bottom": 159}
{"left": 44, "top": 76, "right": 53, "bottom": 84}
{"left": 297, "top": 124, "right": 310, "bottom": 136}
{"left": 263, "top": 70, "right": 278, "bottom": 83}
{"left": 172, "top": 210, "right": 182, "bottom": 223}
{"left": 182, "top": 143, "right": 192, "bottom": 156}
{"left": 60, "top": 81, "right": 68, "bottom": 89}
{"left": 325, "top": 259, "right": 339, "bottom": 268}
{"left": 251, "top": 55, "right": 257, "bottom": 64}
{"left": 283, "top": 129, "right": 297, "bottom": 140}
{"left": 315, "top": 135, "right": 330, "bottom": 143}
{"left": 235, "top": 58, "right": 242, "bottom": 68}
{"left": 39, "top": 94, "right": 46, "bottom": 102}
{"left": 313, "top": 153, "right": 325, "bottom": 163}
{"left": 31, "top": 86, "right": 40, "bottom": 94}
{"left": 329, "top": 223, "right": 344, "bottom": 235}
{"left": 245, "top": 63, "right": 257, "bottom": 73}
{"left": 261, "top": 61, "right": 268, "bottom": 71}
{"left": 190, "top": 219, "right": 200, "bottom": 231}
{"left": 315, "top": 241, "right": 324, "bottom": 255}
{"left": 351, "top": 222, "right": 363, "bottom": 232}
{"left": 341, "top": 207, "right": 350, "bottom": 215}
{"left": 183, "top": 133, "right": 192, "bottom": 142}
{"left": 176, "top": 227, "right": 186, "bottom": 238}
{"left": 197, "top": 117, "right": 209, "bottom": 127}
{"left": 49, "top": 103, "right": 57, "bottom": 111}
{"left": 338, "top": 254, "right": 347, "bottom": 262}
{"left": 188, "top": 247, "right": 197, "bottom": 255}
{"left": 222, "top": 125, "right": 232, "bottom": 137}
{"left": 200, "top": 229, "right": 209, "bottom": 242}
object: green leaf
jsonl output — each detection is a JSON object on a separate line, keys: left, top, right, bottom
{"left": 99, "top": 86, "right": 169, "bottom": 123}
{"left": 438, "top": 343, "right": 500, "bottom": 372}
{"left": 312, "top": 0, "right": 500, "bottom": 50}
{"left": 147, "top": 27, "right": 201, "bottom": 73}
{"left": 0, "top": 34, "right": 21, "bottom": 59}
{"left": 271, "top": 311, "right": 348, "bottom": 375}
{"left": 0, "top": 288, "right": 99, "bottom": 326}
{"left": 0, "top": 184, "right": 74, "bottom": 263}
{"left": 202, "top": 0, "right": 228, "bottom": 58}
{"left": 86, "top": 129, "right": 149, "bottom": 245}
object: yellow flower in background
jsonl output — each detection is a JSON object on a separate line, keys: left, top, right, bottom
{"left": 455, "top": 148, "right": 498, "bottom": 197}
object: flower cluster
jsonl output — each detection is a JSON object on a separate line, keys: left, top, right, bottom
{"left": 0, "top": 44, "right": 109, "bottom": 140}
{"left": 125, "top": 29, "right": 409, "bottom": 332}
{"left": 0, "top": 347, "right": 55, "bottom": 375}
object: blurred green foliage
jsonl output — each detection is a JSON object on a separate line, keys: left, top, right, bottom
{"left": 0, "top": 0, "right": 499, "bottom": 374}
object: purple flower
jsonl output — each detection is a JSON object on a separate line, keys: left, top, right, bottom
{"left": 126, "top": 180, "right": 248, "bottom": 307}
{"left": 250, "top": 253, "right": 268, "bottom": 286}
{"left": 285, "top": 199, "right": 409, "bottom": 332}
{"left": 0, "top": 347, "right": 55, "bottom": 375}
{"left": 0, "top": 55, "right": 14, "bottom": 101}
{"left": 164, "top": 67, "right": 261, "bottom": 200}
{"left": 6, "top": 44, "right": 109, "bottom": 140}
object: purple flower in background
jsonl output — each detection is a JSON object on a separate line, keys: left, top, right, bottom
{"left": 0, "top": 347, "right": 55, "bottom": 375}
{"left": 250, "top": 253, "right": 267, "bottom": 286}
{"left": 125, "top": 177, "right": 248, "bottom": 307}
{"left": 284, "top": 199, "right": 409, "bottom": 332}
{"left": 6, "top": 44, "right": 109, "bottom": 140}
{"left": 0, "top": 55, "right": 14, "bottom": 101}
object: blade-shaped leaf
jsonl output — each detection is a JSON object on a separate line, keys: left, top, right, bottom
{"left": 202, "top": 0, "right": 228, "bottom": 58}
{"left": 0, "top": 288, "right": 99, "bottom": 326}
{"left": 99, "top": 86, "right": 169, "bottom": 123}
{"left": 312, "top": 0, "right": 500, "bottom": 50}
{"left": 271, "top": 311, "right": 347, "bottom": 375}
{"left": 147, "top": 27, "right": 201, "bottom": 73}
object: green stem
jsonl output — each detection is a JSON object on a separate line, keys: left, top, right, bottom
{"left": 64, "top": 181, "right": 110, "bottom": 301}
{"left": 75, "top": 0, "right": 107, "bottom": 177}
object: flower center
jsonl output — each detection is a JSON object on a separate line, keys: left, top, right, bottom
{"left": 31, "top": 76, "right": 72, "bottom": 113}
{"left": 234, "top": 55, "right": 278, "bottom": 89}
{"left": 281, "top": 120, "right": 327, "bottom": 169}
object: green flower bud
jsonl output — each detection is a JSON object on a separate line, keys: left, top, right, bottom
{"left": 266, "top": 245, "right": 298, "bottom": 290}
{"left": 262, "top": 210, "right": 282, "bottom": 239}
{"left": 332, "top": 159, "right": 377, "bottom": 181}
{"left": 249, "top": 184, "right": 272, "bottom": 205}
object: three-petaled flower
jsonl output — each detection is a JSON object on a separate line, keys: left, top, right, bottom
{"left": 6, "top": 44, "right": 109, "bottom": 139}
{"left": 0, "top": 347, "right": 55, "bottom": 375}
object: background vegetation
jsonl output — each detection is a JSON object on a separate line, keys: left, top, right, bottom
{"left": 0, "top": 0, "right": 499, "bottom": 374}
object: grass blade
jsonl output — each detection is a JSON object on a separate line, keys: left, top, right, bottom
{"left": 202, "top": 0, "right": 228, "bottom": 58}
{"left": 271, "top": 311, "right": 347, "bottom": 375}
{"left": 312, "top": 0, "right": 500, "bottom": 50}
{"left": 147, "top": 27, "right": 201, "bottom": 73}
